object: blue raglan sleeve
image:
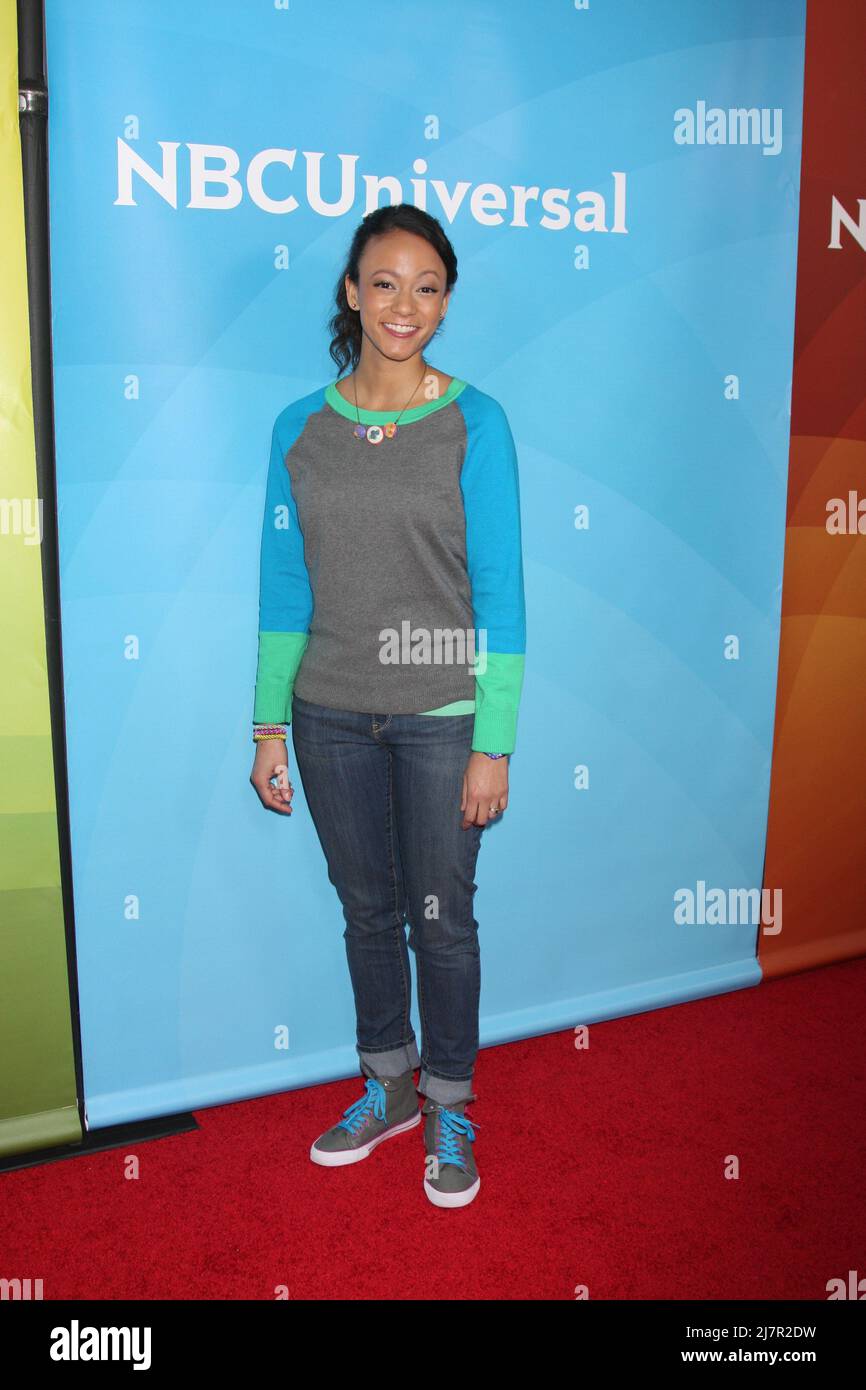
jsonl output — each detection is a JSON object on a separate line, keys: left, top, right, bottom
{"left": 252, "top": 414, "right": 313, "bottom": 725}
{"left": 459, "top": 392, "right": 527, "bottom": 754}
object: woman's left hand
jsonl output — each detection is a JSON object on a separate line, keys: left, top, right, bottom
{"left": 461, "top": 752, "right": 509, "bottom": 829}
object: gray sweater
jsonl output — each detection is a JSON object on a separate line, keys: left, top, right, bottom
{"left": 253, "top": 376, "right": 526, "bottom": 753}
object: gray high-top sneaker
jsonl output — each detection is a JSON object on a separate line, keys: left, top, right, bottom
{"left": 310, "top": 1066, "right": 420, "bottom": 1166}
{"left": 421, "top": 1097, "right": 480, "bottom": 1207}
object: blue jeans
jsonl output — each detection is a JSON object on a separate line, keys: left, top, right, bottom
{"left": 290, "top": 693, "right": 485, "bottom": 1106}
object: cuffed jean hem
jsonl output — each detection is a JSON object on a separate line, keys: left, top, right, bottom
{"left": 358, "top": 1045, "right": 475, "bottom": 1106}
{"left": 418, "top": 1068, "right": 476, "bottom": 1107}
{"left": 358, "top": 1039, "right": 421, "bottom": 1079}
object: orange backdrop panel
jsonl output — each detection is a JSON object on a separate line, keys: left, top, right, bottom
{"left": 761, "top": 0, "right": 866, "bottom": 976}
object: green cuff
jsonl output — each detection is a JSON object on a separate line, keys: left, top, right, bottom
{"left": 253, "top": 631, "right": 310, "bottom": 724}
{"left": 470, "top": 652, "right": 525, "bottom": 754}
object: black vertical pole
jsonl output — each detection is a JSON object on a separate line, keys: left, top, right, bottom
{"left": 15, "top": 0, "right": 88, "bottom": 1140}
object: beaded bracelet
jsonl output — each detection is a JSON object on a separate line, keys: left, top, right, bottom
{"left": 253, "top": 723, "right": 287, "bottom": 742}
{"left": 484, "top": 752, "right": 506, "bottom": 760}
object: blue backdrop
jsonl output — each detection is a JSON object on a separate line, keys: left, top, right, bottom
{"left": 44, "top": 0, "right": 806, "bottom": 1126}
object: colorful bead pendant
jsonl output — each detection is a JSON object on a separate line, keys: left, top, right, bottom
{"left": 384, "top": 421, "right": 398, "bottom": 439}
{"left": 353, "top": 424, "right": 366, "bottom": 439}
{"left": 365, "top": 424, "right": 385, "bottom": 445}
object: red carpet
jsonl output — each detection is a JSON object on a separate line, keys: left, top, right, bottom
{"left": 2, "top": 958, "right": 864, "bottom": 1300}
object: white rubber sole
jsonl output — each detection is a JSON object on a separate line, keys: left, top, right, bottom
{"left": 309, "top": 1109, "right": 421, "bottom": 1166}
{"left": 423, "top": 1175, "right": 481, "bottom": 1208}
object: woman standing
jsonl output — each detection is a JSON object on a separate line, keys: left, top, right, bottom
{"left": 249, "top": 203, "right": 526, "bottom": 1208}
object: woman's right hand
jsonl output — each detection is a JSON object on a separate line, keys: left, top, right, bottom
{"left": 250, "top": 738, "right": 295, "bottom": 816}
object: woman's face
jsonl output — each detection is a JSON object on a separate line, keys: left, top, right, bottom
{"left": 347, "top": 230, "right": 450, "bottom": 362}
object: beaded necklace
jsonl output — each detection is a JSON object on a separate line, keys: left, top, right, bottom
{"left": 349, "top": 362, "right": 428, "bottom": 444}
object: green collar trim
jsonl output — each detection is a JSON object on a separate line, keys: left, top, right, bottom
{"left": 325, "top": 375, "right": 467, "bottom": 425}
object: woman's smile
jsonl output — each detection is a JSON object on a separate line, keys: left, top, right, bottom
{"left": 382, "top": 321, "right": 420, "bottom": 338}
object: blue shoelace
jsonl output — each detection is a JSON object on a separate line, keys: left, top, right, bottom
{"left": 338, "top": 1078, "right": 386, "bottom": 1135}
{"left": 436, "top": 1107, "right": 477, "bottom": 1171}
